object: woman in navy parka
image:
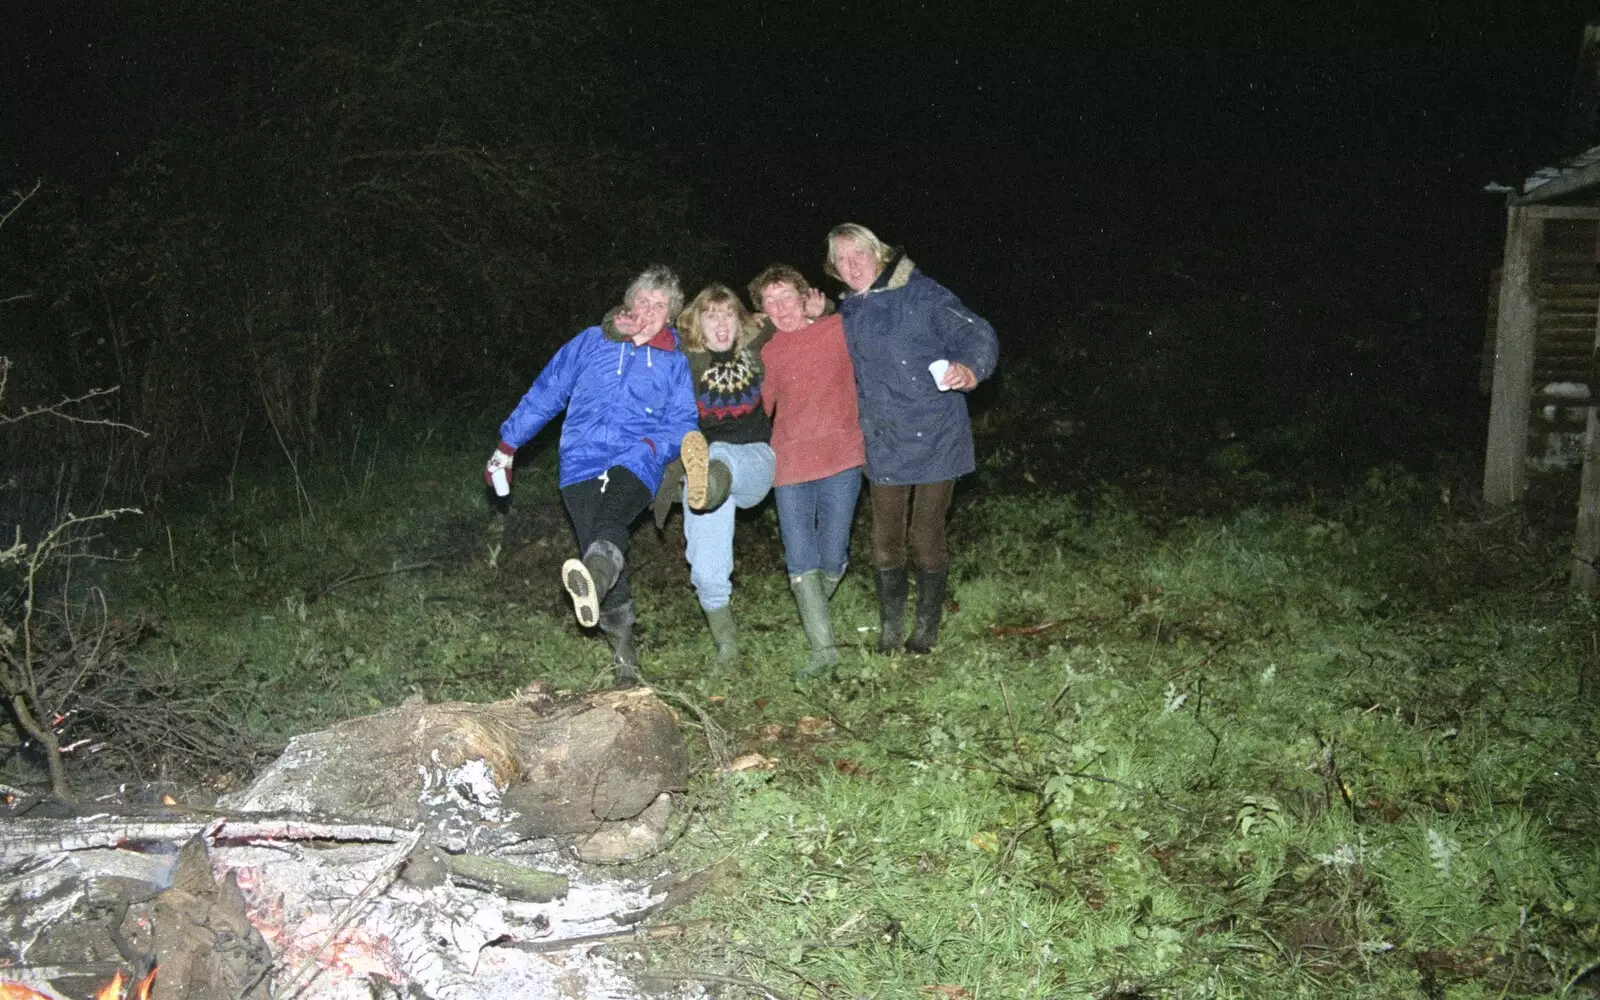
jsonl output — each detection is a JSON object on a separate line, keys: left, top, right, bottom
{"left": 485, "top": 265, "right": 698, "bottom": 686}
{"left": 830, "top": 224, "right": 999, "bottom": 655}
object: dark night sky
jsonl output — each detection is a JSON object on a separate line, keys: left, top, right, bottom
{"left": 617, "top": 0, "right": 1598, "bottom": 330}
{"left": 4, "top": 0, "right": 1597, "bottom": 330}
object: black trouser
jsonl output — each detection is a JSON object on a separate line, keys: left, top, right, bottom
{"left": 560, "top": 466, "right": 652, "bottom": 612}
{"left": 869, "top": 479, "right": 955, "bottom": 572}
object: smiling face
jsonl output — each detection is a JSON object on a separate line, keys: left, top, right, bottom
{"left": 700, "top": 301, "right": 740, "bottom": 351}
{"left": 760, "top": 281, "right": 809, "bottom": 333}
{"left": 831, "top": 237, "right": 882, "bottom": 293}
{"left": 626, "top": 289, "right": 671, "bottom": 341}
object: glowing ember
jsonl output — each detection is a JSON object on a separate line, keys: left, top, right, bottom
{"left": 161, "top": 794, "right": 177, "bottom": 806}
{"left": 0, "top": 983, "right": 55, "bottom": 1000}
{"left": 94, "top": 970, "right": 123, "bottom": 1000}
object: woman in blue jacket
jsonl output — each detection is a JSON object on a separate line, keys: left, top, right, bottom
{"left": 485, "top": 265, "right": 698, "bottom": 686}
{"left": 830, "top": 224, "right": 999, "bottom": 655}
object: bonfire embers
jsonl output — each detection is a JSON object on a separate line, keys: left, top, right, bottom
{"left": 0, "top": 688, "right": 696, "bottom": 999}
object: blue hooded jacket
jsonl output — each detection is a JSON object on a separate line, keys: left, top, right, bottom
{"left": 839, "top": 254, "right": 999, "bottom": 485}
{"left": 499, "top": 323, "right": 697, "bottom": 493}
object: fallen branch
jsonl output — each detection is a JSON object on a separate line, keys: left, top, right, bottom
{"left": 987, "top": 619, "right": 1069, "bottom": 637}
{"left": 305, "top": 561, "right": 440, "bottom": 603}
{"left": 0, "top": 814, "right": 420, "bottom": 865}
{"left": 491, "top": 919, "right": 712, "bottom": 954}
{"left": 631, "top": 969, "right": 796, "bottom": 1000}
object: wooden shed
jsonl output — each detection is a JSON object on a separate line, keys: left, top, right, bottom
{"left": 1483, "top": 147, "right": 1600, "bottom": 588}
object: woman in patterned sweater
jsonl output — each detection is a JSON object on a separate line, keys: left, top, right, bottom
{"left": 651, "top": 284, "right": 778, "bottom": 670}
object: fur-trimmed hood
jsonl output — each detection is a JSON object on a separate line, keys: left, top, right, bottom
{"left": 848, "top": 251, "right": 916, "bottom": 298}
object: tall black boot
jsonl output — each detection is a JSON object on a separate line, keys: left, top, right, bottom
{"left": 874, "top": 568, "right": 909, "bottom": 654}
{"left": 562, "top": 540, "right": 623, "bottom": 629}
{"left": 598, "top": 601, "right": 641, "bottom": 687}
{"left": 905, "top": 568, "right": 948, "bottom": 655}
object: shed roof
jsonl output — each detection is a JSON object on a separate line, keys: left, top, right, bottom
{"left": 1508, "top": 143, "right": 1600, "bottom": 205}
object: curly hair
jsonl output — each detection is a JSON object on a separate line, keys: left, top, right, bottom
{"left": 677, "top": 283, "right": 757, "bottom": 353}
{"left": 746, "top": 264, "right": 811, "bottom": 310}
{"left": 623, "top": 264, "right": 685, "bottom": 320}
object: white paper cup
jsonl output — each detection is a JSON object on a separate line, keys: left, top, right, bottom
{"left": 928, "top": 358, "right": 952, "bottom": 391}
{"left": 491, "top": 467, "right": 511, "bottom": 497}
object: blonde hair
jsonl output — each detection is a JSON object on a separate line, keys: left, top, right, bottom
{"left": 824, "top": 223, "right": 894, "bottom": 282}
{"left": 678, "top": 283, "right": 757, "bottom": 353}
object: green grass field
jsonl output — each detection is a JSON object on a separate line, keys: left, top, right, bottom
{"left": 21, "top": 422, "right": 1600, "bottom": 999}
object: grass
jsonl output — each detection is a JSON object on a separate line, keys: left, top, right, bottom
{"left": 18, "top": 416, "right": 1600, "bottom": 998}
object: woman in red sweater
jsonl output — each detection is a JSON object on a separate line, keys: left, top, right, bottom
{"left": 753, "top": 264, "right": 866, "bottom": 681}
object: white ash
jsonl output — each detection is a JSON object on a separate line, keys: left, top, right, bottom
{"left": 217, "top": 841, "right": 687, "bottom": 999}
{"left": 416, "top": 753, "right": 520, "bottom": 852}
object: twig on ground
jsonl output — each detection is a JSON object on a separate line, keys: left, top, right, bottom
{"left": 654, "top": 687, "right": 732, "bottom": 767}
{"left": 999, "top": 678, "right": 1019, "bottom": 751}
{"left": 735, "top": 945, "right": 834, "bottom": 998}
{"left": 305, "top": 561, "right": 439, "bottom": 603}
{"left": 492, "top": 920, "right": 712, "bottom": 954}
{"left": 632, "top": 969, "right": 798, "bottom": 1000}
{"left": 988, "top": 619, "right": 1068, "bottom": 637}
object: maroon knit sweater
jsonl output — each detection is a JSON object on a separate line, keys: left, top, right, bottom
{"left": 760, "top": 314, "right": 866, "bottom": 487}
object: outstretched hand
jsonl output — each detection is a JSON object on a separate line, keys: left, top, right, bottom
{"left": 803, "top": 287, "right": 827, "bottom": 320}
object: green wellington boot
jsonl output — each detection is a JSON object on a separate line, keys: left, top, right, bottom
{"left": 680, "top": 431, "right": 710, "bottom": 509}
{"left": 704, "top": 604, "right": 739, "bottom": 671}
{"left": 699, "top": 460, "right": 732, "bottom": 512}
{"left": 790, "top": 569, "right": 840, "bottom": 681}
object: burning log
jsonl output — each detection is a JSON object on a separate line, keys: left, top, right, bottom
{"left": 144, "top": 834, "right": 270, "bottom": 999}
{"left": 0, "top": 815, "right": 417, "bottom": 866}
{"left": 217, "top": 685, "right": 689, "bottom": 855}
{"left": 0, "top": 686, "right": 699, "bottom": 998}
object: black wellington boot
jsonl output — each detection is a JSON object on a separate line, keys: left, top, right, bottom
{"left": 905, "top": 568, "right": 948, "bottom": 655}
{"left": 599, "top": 601, "right": 641, "bottom": 687}
{"left": 562, "top": 540, "right": 623, "bottom": 629}
{"left": 874, "top": 568, "right": 909, "bottom": 654}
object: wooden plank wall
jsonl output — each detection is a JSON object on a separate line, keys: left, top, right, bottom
{"left": 1481, "top": 219, "right": 1600, "bottom": 394}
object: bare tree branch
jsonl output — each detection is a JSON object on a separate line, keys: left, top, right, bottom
{"left": 0, "top": 374, "right": 150, "bottom": 436}
{"left": 0, "top": 179, "right": 42, "bottom": 229}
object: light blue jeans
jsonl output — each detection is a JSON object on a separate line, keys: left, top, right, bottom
{"left": 683, "top": 441, "right": 776, "bottom": 611}
{"left": 775, "top": 466, "right": 862, "bottom": 578}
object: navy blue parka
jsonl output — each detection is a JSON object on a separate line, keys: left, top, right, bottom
{"left": 838, "top": 254, "right": 999, "bottom": 485}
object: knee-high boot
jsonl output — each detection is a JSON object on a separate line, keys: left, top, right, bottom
{"left": 598, "top": 601, "right": 640, "bottom": 687}
{"left": 790, "top": 570, "right": 840, "bottom": 681}
{"left": 874, "top": 568, "right": 909, "bottom": 654}
{"left": 905, "top": 568, "right": 948, "bottom": 655}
